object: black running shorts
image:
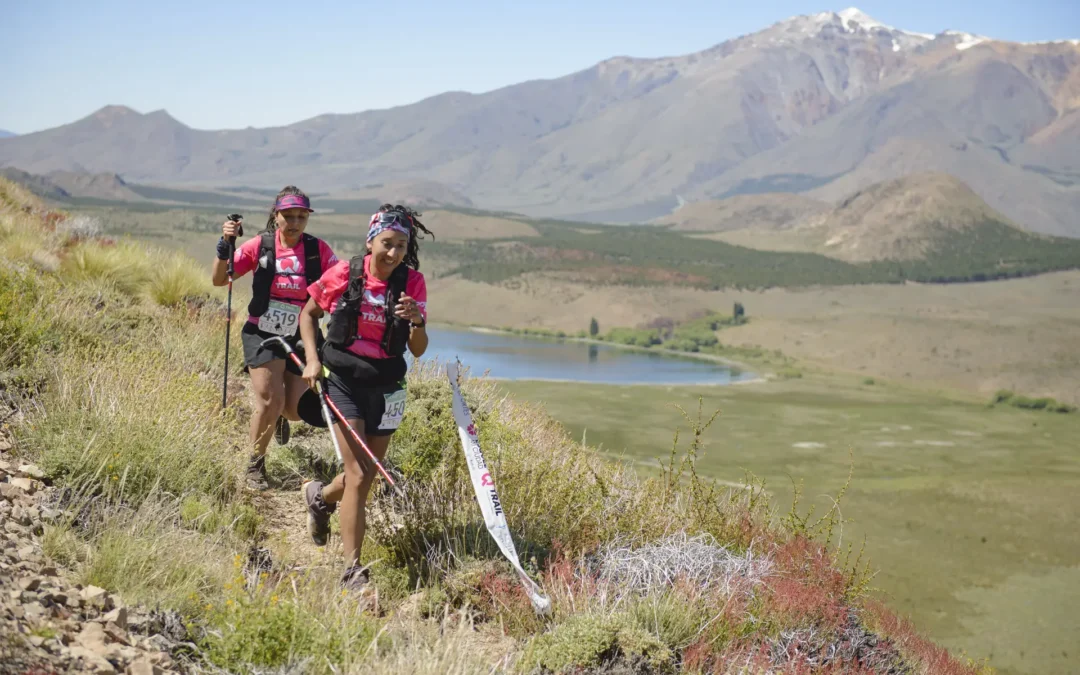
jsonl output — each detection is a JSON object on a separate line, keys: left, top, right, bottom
{"left": 240, "top": 322, "right": 322, "bottom": 376}
{"left": 324, "top": 370, "right": 407, "bottom": 438}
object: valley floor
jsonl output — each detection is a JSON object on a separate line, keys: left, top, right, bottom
{"left": 428, "top": 270, "right": 1080, "bottom": 406}
{"left": 498, "top": 373, "right": 1080, "bottom": 675}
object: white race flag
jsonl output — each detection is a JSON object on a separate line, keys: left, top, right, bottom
{"left": 446, "top": 360, "right": 552, "bottom": 614}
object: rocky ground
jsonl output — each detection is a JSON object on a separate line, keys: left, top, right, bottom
{"left": 0, "top": 441, "right": 191, "bottom": 675}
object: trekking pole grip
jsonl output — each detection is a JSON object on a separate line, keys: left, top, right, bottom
{"left": 225, "top": 213, "right": 243, "bottom": 276}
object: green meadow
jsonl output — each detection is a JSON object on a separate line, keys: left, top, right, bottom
{"left": 498, "top": 373, "right": 1080, "bottom": 675}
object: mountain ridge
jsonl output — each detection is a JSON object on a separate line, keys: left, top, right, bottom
{"left": 1, "top": 7, "right": 1078, "bottom": 235}
{"left": 654, "top": 171, "right": 1075, "bottom": 267}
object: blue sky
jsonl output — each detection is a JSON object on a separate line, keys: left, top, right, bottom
{"left": 4, "top": 0, "right": 1078, "bottom": 134}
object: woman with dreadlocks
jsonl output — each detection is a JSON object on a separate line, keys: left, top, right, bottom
{"left": 212, "top": 186, "right": 339, "bottom": 490}
{"left": 297, "top": 203, "right": 433, "bottom": 590}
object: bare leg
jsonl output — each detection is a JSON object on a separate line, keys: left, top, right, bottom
{"left": 334, "top": 421, "right": 393, "bottom": 568}
{"left": 247, "top": 359, "right": 286, "bottom": 458}
{"left": 322, "top": 471, "right": 345, "bottom": 504}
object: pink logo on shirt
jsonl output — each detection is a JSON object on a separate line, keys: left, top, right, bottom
{"left": 277, "top": 256, "right": 301, "bottom": 275}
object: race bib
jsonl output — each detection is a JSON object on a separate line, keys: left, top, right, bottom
{"left": 258, "top": 300, "right": 301, "bottom": 336}
{"left": 379, "top": 388, "right": 407, "bottom": 430}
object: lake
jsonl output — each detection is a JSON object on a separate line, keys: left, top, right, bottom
{"left": 415, "top": 326, "right": 757, "bottom": 386}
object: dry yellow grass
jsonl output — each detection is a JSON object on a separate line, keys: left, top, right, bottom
{"left": 688, "top": 228, "right": 826, "bottom": 253}
{"left": 652, "top": 193, "right": 828, "bottom": 232}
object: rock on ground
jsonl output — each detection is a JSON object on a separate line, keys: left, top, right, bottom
{"left": 0, "top": 441, "right": 188, "bottom": 674}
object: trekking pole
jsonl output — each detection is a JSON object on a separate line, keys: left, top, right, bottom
{"left": 259, "top": 336, "right": 401, "bottom": 494}
{"left": 316, "top": 385, "right": 344, "bottom": 464}
{"left": 221, "top": 213, "right": 243, "bottom": 409}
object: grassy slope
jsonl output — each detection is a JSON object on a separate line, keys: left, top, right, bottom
{"left": 0, "top": 177, "right": 993, "bottom": 674}
{"left": 499, "top": 374, "right": 1080, "bottom": 675}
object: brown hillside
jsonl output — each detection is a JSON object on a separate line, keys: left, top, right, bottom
{"left": 46, "top": 170, "right": 144, "bottom": 201}
{"left": 0, "top": 167, "right": 145, "bottom": 202}
{"left": 803, "top": 172, "right": 1023, "bottom": 261}
{"left": 327, "top": 179, "right": 475, "bottom": 209}
{"left": 652, "top": 193, "right": 828, "bottom": 232}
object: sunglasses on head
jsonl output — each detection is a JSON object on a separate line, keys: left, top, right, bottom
{"left": 374, "top": 211, "right": 411, "bottom": 226}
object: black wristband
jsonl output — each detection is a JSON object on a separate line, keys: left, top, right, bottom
{"left": 216, "top": 237, "right": 231, "bottom": 261}
{"left": 410, "top": 316, "right": 426, "bottom": 328}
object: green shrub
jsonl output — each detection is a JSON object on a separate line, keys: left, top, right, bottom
{"left": 627, "top": 591, "right": 708, "bottom": 654}
{"left": 520, "top": 613, "right": 672, "bottom": 674}
{"left": 0, "top": 267, "right": 52, "bottom": 369}
{"left": 605, "top": 327, "right": 662, "bottom": 347}
{"left": 179, "top": 496, "right": 261, "bottom": 540}
{"left": 992, "top": 389, "right": 1014, "bottom": 404}
{"left": 388, "top": 373, "right": 462, "bottom": 482}
{"left": 990, "top": 389, "right": 1075, "bottom": 414}
{"left": 202, "top": 592, "right": 380, "bottom": 673}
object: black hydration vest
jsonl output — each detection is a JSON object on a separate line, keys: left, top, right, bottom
{"left": 247, "top": 231, "right": 323, "bottom": 317}
{"left": 325, "top": 254, "right": 411, "bottom": 358}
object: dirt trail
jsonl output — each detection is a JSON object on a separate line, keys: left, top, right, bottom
{"left": 250, "top": 486, "right": 339, "bottom": 572}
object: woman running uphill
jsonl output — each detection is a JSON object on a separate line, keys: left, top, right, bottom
{"left": 212, "top": 186, "right": 338, "bottom": 489}
{"left": 298, "top": 204, "right": 432, "bottom": 590}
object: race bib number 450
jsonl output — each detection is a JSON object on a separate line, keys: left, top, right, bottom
{"left": 379, "top": 388, "right": 407, "bottom": 430}
{"left": 258, "top": 300, "right": 301, "bottom": 336}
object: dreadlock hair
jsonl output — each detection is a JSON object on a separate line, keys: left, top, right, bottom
{"left": 265, "top": 185, "right": 309, "bottom": 231}
{"left": 377, "top": 203, "right": 434, "bottom": 270}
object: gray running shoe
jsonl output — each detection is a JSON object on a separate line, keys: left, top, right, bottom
{"left": 274, "top": 416, "right": 290, "bottom": 445}
{"left": 303, "top": 480, "right": 335, "bottom": 546}
{"left": 340, "top": 565, "right": 370, "bottom": 592}
{"left": 246, "top": 454, "right": 269, "bottom": 491}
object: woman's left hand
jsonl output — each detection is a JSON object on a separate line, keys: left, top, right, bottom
{"left": 395, "top": 295, "right": 424, "bottom": 324}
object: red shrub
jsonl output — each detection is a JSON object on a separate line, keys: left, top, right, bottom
{"left": 477, "top": 567, "right": 532, "bottom": 617}
{"left": 774, "top": 536, "right": 848, "bottom": 594}
{"left": 765, "top": 576, "right": 847, "bottom": 632}
{"left": 763, "top": 535, "right": 850, "bottom": 633}
{"left": 865, "top": 600, "right": 985, "bottom": 675}
{"left": 681, "top": 638, "right": 716, "bottom": 673}
{"left": 42, "top": 210, "right": 66, "bottom": 231}
{"left": 542, "top": 540, "right": 576, "bottom": 586}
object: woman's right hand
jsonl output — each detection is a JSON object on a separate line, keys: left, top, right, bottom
{"left": 222, "top": 219, "right": 241, "bottom": 240}
{"left": 302, "top": 358, "right": 322, "bottom": 391}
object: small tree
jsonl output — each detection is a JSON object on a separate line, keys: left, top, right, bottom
{"left": 589, "top": 317, "right": 599, "bottom": 337}
{"left": 733, "top": 302, "right": 745, "bottom": 323}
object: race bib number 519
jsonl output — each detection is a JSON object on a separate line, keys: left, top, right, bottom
{"left": 258, "top": 300, "right": 300, "bottom": 337}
